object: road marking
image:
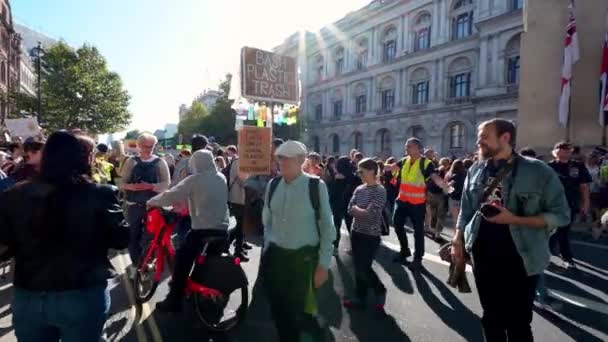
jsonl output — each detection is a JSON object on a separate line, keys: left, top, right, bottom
{"left": 117, "top": 253, "right": 164, "bottom": 342}
{"left": 572, "top": 259, "right": 608, "bottom": 276}
{"left": 113, "top": 253, "right": 147, "bottom": 342}
{"left": 0, "top": 282, "right": 12, "bottom": 292}
{"left": 548, "top": 289, "right": 608, "bottom": 315}
{"left": 340, "top": 229, "right": 472, "bottom": 273}
{"left": 571, "top": 240, "right": 608, "bottom": 251}
{"left": 545, "top": 270, "right": 608, "bottom": 303}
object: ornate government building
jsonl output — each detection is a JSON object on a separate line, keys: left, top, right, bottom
{"left": 274, "top": 0, "right": 524, "bottom": 157}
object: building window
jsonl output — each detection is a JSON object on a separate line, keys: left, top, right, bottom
{"left": 332, "top": 135, "right": 340, "bottom": 153}
{"left": 513, "top": 0, "right": 524, "bottom": 10}
{"left": 412, "top": 81, "right": 429, "bottom": 105}
{"left": 355, "top": 95, "right": 367, "bottom": 113}
{"left": 412, "top": 126, "right": 425, "bottom": 141}
{"left": 383, "top": 40, "right": 397, "bottom": 63}
{"left": 450, "top": 123, "right": 465, "bottom": 148}
{"left": 312, "top": 136, "right": 320, "bottom": 153}
{"left": 379, "top": 130, "right": 391, "bottom": 153}
{"left": 507, "top": 56, "right": 520, "bottom": 85}
{"left": 450, "top": 73, "right": 471, "bottom": 98}
{"left": 354, "top": 132, "right": 363, "bottom": 150}
{"left": 453, "top": 12, "right": 473, "bottom": 40}
{"left": 317, "top": 65, "right": 324, "bottom": 82}
{"left": 333, "top": 100, "right": 343, "bottom": 119}
{"left": 415, "top": 28, "right": 431, "bottom": 51}
{"left": 314, "top": 104, "right": 323, "bottom": 121}
{"left": 335, "top": 47, "right": 345, "bottom": 76}
{"left": 381, "top": 89, "right": 395, "bottom": 113}
{"left": 335, "top": 59, "right": 343, "bottom": 76}
{"left": 356, "top": 52, "right": 367, "bottom": 70}
{"left": 0, "top": 62, "right": 5, "bottom": 85}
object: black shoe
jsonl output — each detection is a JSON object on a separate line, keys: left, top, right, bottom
{"left": 242, "top": 242, "right": 253, "bottom": 250}
{"left": 393, "top": 254, "right": 408, "bottom": 264}
{"left": 409, "top": 259, "right": 423, "bottom": 272}
{"left": 235, "top": 252, "right": 250, "bottom": 263}
{"left": 156, "top": 297, "right": 183, "bottom": 313}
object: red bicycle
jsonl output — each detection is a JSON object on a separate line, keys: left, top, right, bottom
{"left": 133, "top": 208, "right": 249, "bottom": 331}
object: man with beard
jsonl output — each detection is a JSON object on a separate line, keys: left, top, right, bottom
{"left": 451, "top": 119, "right": 570, "bottom": 341}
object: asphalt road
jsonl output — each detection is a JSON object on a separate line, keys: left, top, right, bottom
{"left": 0, "top": 226, "right": 606, "bottom": 342}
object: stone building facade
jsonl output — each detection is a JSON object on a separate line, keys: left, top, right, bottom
{"left": 0, "top": 0, "right": 21, "bottom": 122}
{"left": 274, "top": 0, "right": 524, "bottom": 158}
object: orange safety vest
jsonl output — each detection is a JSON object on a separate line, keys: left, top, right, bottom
{"left": 393, "top": 157, "right": 432, "bottom": 205}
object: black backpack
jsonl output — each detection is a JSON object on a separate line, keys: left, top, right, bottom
{"left": 223, "top": 157, "right": 238, "bottom": 192}
{"left": 267, "top": 176, "right": 321, "bottom": 236}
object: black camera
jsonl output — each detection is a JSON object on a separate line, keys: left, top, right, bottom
{"left": 480, "top": 203, "right": 501, "bottom": 219}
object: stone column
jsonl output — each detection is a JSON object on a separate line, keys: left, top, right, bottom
{"left": 479, "top": 36, "right": 489, "bottom": 87}
{"left": 432, "top": 0, "right": 440, "bottom": 45}
{"left": 403, "top": 15, "right": 411, "bottom": 53}
{"left": 437, "top": 58, "right": 445, "bottom": 101}
{"left": 370, "top": 76, "right": 377, "bottom": 111}
{"left": 518, "top": 0, "right": 608, "bottom": 148}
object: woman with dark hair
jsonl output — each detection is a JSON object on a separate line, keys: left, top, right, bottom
{"left": 445, "top": 159, "right": 466, "bottom": 228}
{"left": 0, "top": 131, "right": 129, "bottom": 341}
{"left": 328, "top": 156, "right": 361, "bottom": 254}
{"left": 323, "top": 156, "right": 337, "bottom": 183}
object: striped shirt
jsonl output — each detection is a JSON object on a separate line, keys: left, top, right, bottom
{"left": 348, "top": 184, "right": 387, "bottom": 236}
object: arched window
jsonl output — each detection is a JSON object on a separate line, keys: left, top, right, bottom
{"left": 331, "top": 134, "right": 340, "bottom": 154}
{"left": 505, "top": 34, "right": 521, "bottom": 85}
{"left": 448, "top": 57, "right": 472, "bottom": 98}
{"left": 311, "top": 94, "right": 323, "bottom": 121}
{"left": 413, "top": 13, "right": 432, "bottom": 52}
{"left": 409, "top": 125, "right": 426, "bottom": 143}
{"left": 334, "top": 46, "right": 345, "bottom": 76}
{"left": 410, "top": 67, "right": 430, "bottom": 105}
{"left": 353, "top": 132, "right": 363, "bottom": 150}
{"left": 355, "top": 38, "right": 369, "bottom": 71}
{"left": 354, "top": 83, "right": 367, "bottom": 114}
{"left": 332, "top": 89, "right": 343, "bottom": 120}
{"left": 451, "top": 0, "right": 474, "bottom": 40}
{"left": 382, "top": 27, "right": 397, "bottom": 63}
{"left": 449, "top": 122, "right": 465, "bottom": 148}
{"left": 312, "top": 136, "right": 320, "bottom": 153}
{"left": 379, "top": 76, "right": 396, "bottom": 113}
{"left": 314, "top": 55, "right": 324, "bottom": 82}
{"left": 0, "top": 62, "right": 6, "bottom": 85}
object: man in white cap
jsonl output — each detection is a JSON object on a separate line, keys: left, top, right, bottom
{"left": 262, "top": 140, "right": 336, "bottom": 342}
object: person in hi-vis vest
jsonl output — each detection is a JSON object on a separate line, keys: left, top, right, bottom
{"left": 390, "top": 138, "right": 450, "bottom": 270}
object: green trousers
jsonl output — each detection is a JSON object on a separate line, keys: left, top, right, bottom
{"left": 262, "top": 244, "right": 324, "bottom": 342}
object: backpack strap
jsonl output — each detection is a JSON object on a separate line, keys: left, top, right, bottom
{"left": 267, "top": 176, "right": 283, "bottom": 210}
{"left": 309, "top": 178, "right": 321, "bottom": 238}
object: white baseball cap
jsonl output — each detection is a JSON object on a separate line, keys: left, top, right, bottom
{"left": 275, "top": 140, "right": 308, "bottom": 158}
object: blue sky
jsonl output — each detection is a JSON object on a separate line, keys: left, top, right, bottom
{"left": 12, "top": 0, "right": 369, "bottom": 134}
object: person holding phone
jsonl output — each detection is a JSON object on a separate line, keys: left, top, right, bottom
{"left": 451, "top": 119, "right": 570, "bottom": 342}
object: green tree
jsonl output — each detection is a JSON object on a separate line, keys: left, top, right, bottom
{"left": 178, "top": 101, "right": 209, "bottom": 139}
{"left": 199, "top": 74, "right": 236, "bottom": 145}
{"left": 124, "top": 129, "right": 141, "bottom": 140}
{"left": 41, "top": 42, "right": 131, "bottom": 134}
{"left": 177, "top": 74, "right": 237, "bottom": 145}
{"left": 8, "top": 91, "right": 38, "bottom": 118}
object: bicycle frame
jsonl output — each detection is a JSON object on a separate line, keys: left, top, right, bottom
{"left": 142, "top": 208, "right": 240, "bottom": 298}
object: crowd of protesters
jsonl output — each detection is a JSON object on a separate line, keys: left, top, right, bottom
{"left": 0, "top": 119, "right": 607, "bottom": 342}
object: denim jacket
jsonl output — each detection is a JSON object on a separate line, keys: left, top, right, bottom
{"left": 456, "top": 155, "right": 570, "bottom": 276}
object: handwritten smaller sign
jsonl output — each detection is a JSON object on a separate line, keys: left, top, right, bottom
{"left": 238, "top": 126, "right": 272, "bottom": 175}
{"left": 6, "top": 118, "right": 40, "bottom": 139}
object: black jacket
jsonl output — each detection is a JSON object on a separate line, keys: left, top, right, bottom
{"left": 0, "top": 181, "right": 130, "bottom": 291}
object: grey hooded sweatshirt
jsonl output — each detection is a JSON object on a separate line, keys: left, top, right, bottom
{"left": 147, "top": 150, "right": 230, "bottom": 231}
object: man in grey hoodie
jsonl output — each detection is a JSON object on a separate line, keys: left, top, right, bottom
{"left": 147, "top": 149, "right": 230, "bottom": 312}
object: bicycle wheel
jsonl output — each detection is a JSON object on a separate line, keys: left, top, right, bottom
{"left": 193, "top": 284, "right": 248, "bottom": 332}
{"left": 134, "top": 249, "right": 159, "bottom": 303}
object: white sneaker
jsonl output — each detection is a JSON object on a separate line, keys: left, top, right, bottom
{"left": 563, "top": 261, "right": 577, "bottom": 270}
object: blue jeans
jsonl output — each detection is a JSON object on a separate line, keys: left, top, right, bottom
{"left": 12, "top": 285, "right": 110, "bottom": 342}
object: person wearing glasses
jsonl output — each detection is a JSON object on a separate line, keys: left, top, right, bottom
{"left": 120, "top": 133, "right": 171, "bottom": 276}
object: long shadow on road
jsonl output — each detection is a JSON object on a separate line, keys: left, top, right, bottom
{"left": 412, "top": 269, "right": 484, "bottom": 342}
{"left": 374, "top": 244, "right": 414, "bottom": 295}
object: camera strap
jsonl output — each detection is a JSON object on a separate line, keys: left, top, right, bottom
{"left": 481, "top": 155, "right": 516, "bottom": 204}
